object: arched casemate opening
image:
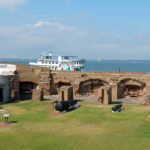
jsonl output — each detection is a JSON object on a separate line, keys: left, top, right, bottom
{"left": 78, "top": 79, "right": 108, "bottom": 97}
{"left": 55, "top": 81, "right": 71, "bottom": 94}
{"left": 20, "top": 82, "right": 38, "bottom": 100}
{"left": 0, "top": 76, "right": 9, "bottom": 103}
{"left": 118, "top": 79, "right": 146, "bottom": 99}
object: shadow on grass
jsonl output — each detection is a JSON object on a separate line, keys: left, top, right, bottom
{"left": 9, "top": 121, "right": 18, "bottom": 124}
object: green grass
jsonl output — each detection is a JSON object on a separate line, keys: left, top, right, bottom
{"left": 0, "top": 100, "right": 150, "bottom": 150}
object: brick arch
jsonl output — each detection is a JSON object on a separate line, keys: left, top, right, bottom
{"left": 19, "top": 78, "right": 39, "bottom": 85}
{"left": 117, "top": 78, "right": 146, "bottom": 99}
{"left": 78, "top": 79, "right": 108, "bottom": 97}
{"left": 57, "top": 81, "right": 71, "bottom": 88}
{"left": 54, "top": 81, "right": 72, "bottom": 94}
{"left": 20, "top": 81, "right": 38, "bottom": 100}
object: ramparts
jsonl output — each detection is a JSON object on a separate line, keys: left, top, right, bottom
{"left": 51, "top": 71, "right": 150, "bottom": 101}
{"left": 1, "top": 63, "right": 150, "bottom": 103}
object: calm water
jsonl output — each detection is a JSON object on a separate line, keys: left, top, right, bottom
{"left": 85, "top": 60, "right": 150, "bottom": 72}
{"left": 1, "top": 59, "right": 150, "bottom": 72}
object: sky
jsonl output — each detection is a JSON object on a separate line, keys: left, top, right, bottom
{"left": 0, "top": 0, "right": 150, "bottom": 59}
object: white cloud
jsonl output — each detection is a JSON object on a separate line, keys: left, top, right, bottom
{"left": 0, "top": 23, "right": 76, "bottom": 58}
{"left": 1, "top": 23, "right": 150, "bottom": 59}
{"left": 0, "top": 0, "right": 26, "bottom": 10}
{"left": 33, "top": 21, "right": 75, "bottom": 31}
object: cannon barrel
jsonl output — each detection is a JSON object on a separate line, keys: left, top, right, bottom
{"left": 112, "top": 104, "right": 122, "bottom": 111}
{"left": 55, "top": 100, "right": 77, "bottom": 111}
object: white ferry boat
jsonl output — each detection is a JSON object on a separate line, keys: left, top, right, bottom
{"left": 29, "top": 52, "right": 85, "bottom": 71}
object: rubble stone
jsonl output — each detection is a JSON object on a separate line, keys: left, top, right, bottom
{"left": 97, "top": 86, "right": 112, "bottom": 104}
{"left": 58, "top": 86, "right": 73, "bottom": 101}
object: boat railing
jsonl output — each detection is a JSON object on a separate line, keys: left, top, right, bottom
{"left": 61, "top": 58, "right": 85, "bottom": 62}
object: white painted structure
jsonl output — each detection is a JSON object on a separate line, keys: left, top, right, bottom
{"left": 29, "top": 52, "right": 85, "bottom": 71}
{"left": 0, "top": 64, "right": 16, "bottom": 75}
{"left": 0, "top": 64, "right": 16, "bottom": 103}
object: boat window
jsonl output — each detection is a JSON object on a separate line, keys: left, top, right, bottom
{"left": 64, "top": 56, "right": 68, "bottom": 60}
{"left": 45, "top": 56, "right": 51, "bottom": 59}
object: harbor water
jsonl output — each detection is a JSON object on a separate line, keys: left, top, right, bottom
{"left": 0, "top": 59, "right": 150, "bottom": 72}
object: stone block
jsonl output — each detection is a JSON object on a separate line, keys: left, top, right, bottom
{"left": 97, "top": 86, "right": 112, "bottom": 104}
{"left": 58, "top": 86, "right": 73, "bottom": 101}
{"left": 10, "top": 90, "right": 20, "bottom": 100}
{"left": 32, "top": 89, "right": 43, "bottom": 101}
{"left": 142, "top": 94, "right": 150, "bottom": 105}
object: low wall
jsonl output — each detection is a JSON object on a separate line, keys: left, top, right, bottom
{"left": 3, "top": 63, "right": 150, "bottom": 102}
{"left": 51, "top": 71, "right": 150, "bottom": 100}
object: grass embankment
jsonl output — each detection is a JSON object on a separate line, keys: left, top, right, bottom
{"left": 0, "top": 100, "right": 150, "bottom": 150}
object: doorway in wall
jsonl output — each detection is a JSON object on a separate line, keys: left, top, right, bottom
{"left": 0, "top": 88, "right": 3, "bottom": 102}
{"left": 61, "top": 90, "right": 64, "bottom": 101}
{"left": 20, "top": 82, "right": 38, "bottom": 100}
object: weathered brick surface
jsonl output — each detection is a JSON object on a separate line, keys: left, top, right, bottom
{"left": 52, "top": 71, "right": 150, "bottom": 101}
{"left": 97, "top": 86, "right": 112, "bottom": 104}
{"left": 8, "top": 75, "right": 20, "bottom": 100}
{"left": 32, "top": 89, "right": 43, "bottom": 101}
{"left": 16, "top": 64, "right": 52, "bottom": 97}
{"left": 58, "top": 86, "right": 73, "bottom": 101}
{"left": 5, "top": 63, "right": 150, "bottom": 103}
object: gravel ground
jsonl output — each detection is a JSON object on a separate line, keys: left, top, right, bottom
{"left": 44, "top": 95, "right": 142, "bottom": 104}
{"left": 112, "top": 99, "right": 142, "bottom": 104}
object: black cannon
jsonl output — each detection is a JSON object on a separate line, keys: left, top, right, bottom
{"left": 112, "top": 104, "right": 122, "bottom": 112}
{"left": 55, "top": 100, "right": 78, "bottom": 112}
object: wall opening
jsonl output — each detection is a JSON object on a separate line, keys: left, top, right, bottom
{"left": 58, "top": 82, "right": 71, "bottom": 88}
{"left": 0, "top": 88, "right": 3, "bottom": 102}
{"left": 20, "top": 82, "right": 38, "bottom": 100}
{"left": 55, "top": 82, "right": 71, "bottom": 94}
{"left": 61, "top": 90, "right": 64, "bottom": 101}
{"left": 125, "top": 85, "right": 141, "bottom": 97}
{"left": 78, "top": 79, "right": 108, "bottom": 97}
{"left": 118, "top": 79, "right": 146, "bottom": 99}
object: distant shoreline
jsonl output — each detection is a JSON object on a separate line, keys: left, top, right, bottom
{"left": 1, "top": 58, "right": 150, "bottom": 61}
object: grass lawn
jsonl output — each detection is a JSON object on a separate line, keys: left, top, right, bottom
{"left": 0, "top": 100, "right": 150, "bottom": 150}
